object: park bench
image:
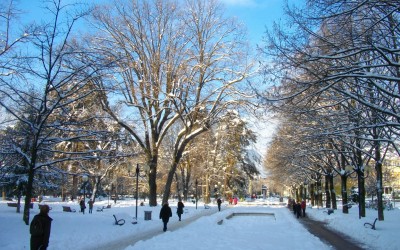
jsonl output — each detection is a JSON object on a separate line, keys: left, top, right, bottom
{"left": 323, "top": 208, "right": 334, "bottom": 215}
{"left": 204, "top": 204, "right": 210, "bottom": 209}
{"left": 113, "top": 214, "right": 125, "bottom": 226}
{"left": 97, "top": 204, "right": 111, "bottom": 212}
{"left": 364, "top": 218, "right": 377, "bottom": 230}
{"left": 7, "top": 202, "right": 33, "bottom": 208}
{"left": 7, "top": 203, "right": 18, "bottom": 207}
{"left": 62, "top": 206, "right": 76, "bottom": 212}
{"left": 343, "top": 203, "right": 352, "bottom": 209}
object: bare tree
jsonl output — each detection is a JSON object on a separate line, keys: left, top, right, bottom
{"left": 0, "top": 0, "right": 107, "bottom": 225}
{"left": 88, "top": 0, "right": 254, "bottom": 205}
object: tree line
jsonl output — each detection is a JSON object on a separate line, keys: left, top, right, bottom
{"left": 0, "top": 0, "right": 259, "bottom": 225}
{"left": 259, "top": 0, "right": 400, "bottom": 221}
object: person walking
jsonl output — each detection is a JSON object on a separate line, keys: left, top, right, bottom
{"left": 88, "top": 199, "right": 94, "bottom": 214}
{"left": 292, "top": 200, "right": 297, "bottom": 215}
{"left": 79, "top": 198, "right": 86, "bottom": 214}
{"left": 159, "top": 202, "right": 172, "bottom": 232}
{"left": 217, "top": 198, "right": 222, "bottom": 211}
{"left": 301, "top": 200, "right": 306, "bottom": 217}
{"left": 30, "top": 204, "right": 53, "bottom": 250}
{"left": 177, "top": 200, "right": 185, "bottom": 221}
{"left": 296, "top": 202, "right": 302, "bottom": 218}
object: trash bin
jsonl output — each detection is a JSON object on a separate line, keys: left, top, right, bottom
{"left": 144, "top": 211, "right": 152, "bottom": 220}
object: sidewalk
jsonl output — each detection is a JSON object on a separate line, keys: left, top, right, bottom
{"left": 298, "top": 214, "right": 366, "bottom": 250}
{"left": 94, "top": 208, "right": 218, "bottom": 250}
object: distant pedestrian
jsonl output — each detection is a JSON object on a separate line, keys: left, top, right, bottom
{"left": 159, "top": 202, "right": 172, "bottom": 232}
{"left": 296, "top": 202, "right": 301, "bottom": 218}
{"left": 88, "top": 199, "right": 94, "bottom": 214}
{"left": 301, "top": 200, "right": 306, "bottom": 217}
{"left": 30, "top": 204, "right": 53, "bottom": 250}
{"left": 217, "top": 198, "right": 222, "bottom": 211}
{"left": 177, "top": 200, "right": 185, "bottom": 221}
{"left": 292, "top": 200, "right": 296, "bottom": 215}
{"left": 79, "top": 198, "right": 86, "bottom": 214}
{"left": 229, "top": 197, "right": 233, "bottom": 205}
{"left": 233, "top": 197, "right": 238, "bottom": 205}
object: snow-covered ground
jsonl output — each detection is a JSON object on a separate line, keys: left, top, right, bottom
{"left": 0, "top": 197, "right": 399, "bottom": 250}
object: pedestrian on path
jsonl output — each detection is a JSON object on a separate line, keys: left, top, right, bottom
{"left": 233, "top": 197, "right": 238, "bottom": 205}
{"left": 177, "top": 200, "right": 184, "bottom": 221}
{"left": 301, "top": 200, "right": 306, "bottom": 217}
{"left": 30, "top": 204, "right": 53, "bottom": 250}
{"left": 79, "top": 198, "right": 86, "bottom": 214}
{"left": 296, "top": 202, "right": 301, "bottom": 218}
{"left": 159, "top": 202, "right": 172, "bottom": 232}
{"left": 292, "top": 200, "right": 296, "bottom": 215}
{"left": 88, "top": 199, "right": 94, "bottom": 214}
{"left": 217, "top": 198, "right": 222, "bottom": 211}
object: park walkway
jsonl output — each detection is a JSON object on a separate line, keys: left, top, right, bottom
{"left": 93, "top": 207, "right": 218, "bottom": 250}
{"left": 298, "top": 212, "right": 366, "bottom": 250}
{"left": 94, "top": 205, "right": 366, "bottom": 250}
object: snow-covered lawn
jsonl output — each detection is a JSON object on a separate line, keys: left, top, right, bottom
{"left": 0, "top": 197, "right": 399, "bottom": 250}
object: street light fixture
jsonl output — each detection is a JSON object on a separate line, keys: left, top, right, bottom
{"left": 195, "top": 179, "right": 198, "bottom": 210}
{"left": 128, "top": 163, "right": 148, "bottom": 222}
{"left": 105, "top": 185, "right": 111, "bottom": 206}
{"left": 135, "top": 163, "right": 139, "bottom": 220}
{"left": 82, "top": 174, "right": 89, "bottom": 215}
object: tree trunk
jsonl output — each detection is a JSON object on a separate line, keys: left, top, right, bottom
{"left": 148, "top": 157, "right": 158, "bottom": 206}
{"left": 373, "top": 136, "right": 384, "bottom": 221}
{"left": 163, "top": 161, "right": 179, "bottom": 205}
{"left": 341, "top": 174, "right": 349, "bottom": 214}
{"left": 325, "top": 175, "right": 331, "bottom": 208}
{"left": 355, "top": 143, "right": 366, "bottom": 218}
{"left": 310, "top": 183, "right": 315, "bottom": 206}
{"left": 23, "top": 164, "right": 35, "bottom": 225}
{"left": 329, "top": 174, "right": 337, "bottom": 209}
{"left": 317, "top": 177, "right": 323, "bottom": 207}
{"left": 184, "top": 162, "right": 191, "bottom": 201}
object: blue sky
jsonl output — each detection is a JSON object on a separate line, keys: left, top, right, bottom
{"left": 17, "top": 0, "right": 291, "bottom": 46}
{"left": 222, "top": 0, "right": 288, "bottom": 43}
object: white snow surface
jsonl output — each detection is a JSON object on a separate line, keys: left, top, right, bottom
{"left": 0, "top": 197, "right": 399, "bottom": 250}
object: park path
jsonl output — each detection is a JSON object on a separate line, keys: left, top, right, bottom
{"left": 298, "top": 214, "right": 366, "bottom": 250}
{"left": 93, "top": 207, "right": 218, "bottom": 250}
{"left": 93, "top": 205, "right": 367, "bottom": 250}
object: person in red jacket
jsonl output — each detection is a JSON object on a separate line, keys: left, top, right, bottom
{"left": 301, "top": 200, "right": 306, "bottom": 217}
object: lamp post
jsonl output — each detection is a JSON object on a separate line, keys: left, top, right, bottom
{"left": 82, "top": 175, "right": 89, "bottom": 215}
{"left": 195, "top": 179, "right": 198, "bottom": 210}
{"left": 135, "top": 163, "right": 139, "bottom": 220}
{"left": 105, "top": 185, "right": 110, "bottom": 206}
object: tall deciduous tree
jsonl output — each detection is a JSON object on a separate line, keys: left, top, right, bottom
{"left": 88, "top": 0, "right": 254, "bottom": 206}
{"left": 0, "top": 0, "right": 105, "bottom": 224}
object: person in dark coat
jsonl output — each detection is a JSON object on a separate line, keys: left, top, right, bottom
{"left": 159, "top": 202, "right": 172, "bottom": 232}
{"left": 292, "top": 200, "right": 296, "bottom": 215}
{"left": 88, "top": 199, "right": 94, "bottom": 214}
{"left": 79, "top": 198, "right": 86, "bottom": 214}
{"left": 296, "top": 202, "right": 302, "bottom": 218}
{"left": 176, "top": 200, "right": 185, "bottom": 221}
{"left": 301, "top": 200, "right": 306, "bottom": 217}
{"left": 30, "top": 204, "right": 53, "bottom": 250}
{"left": 217, "top": 198, "right": 222, "bottom": 211}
